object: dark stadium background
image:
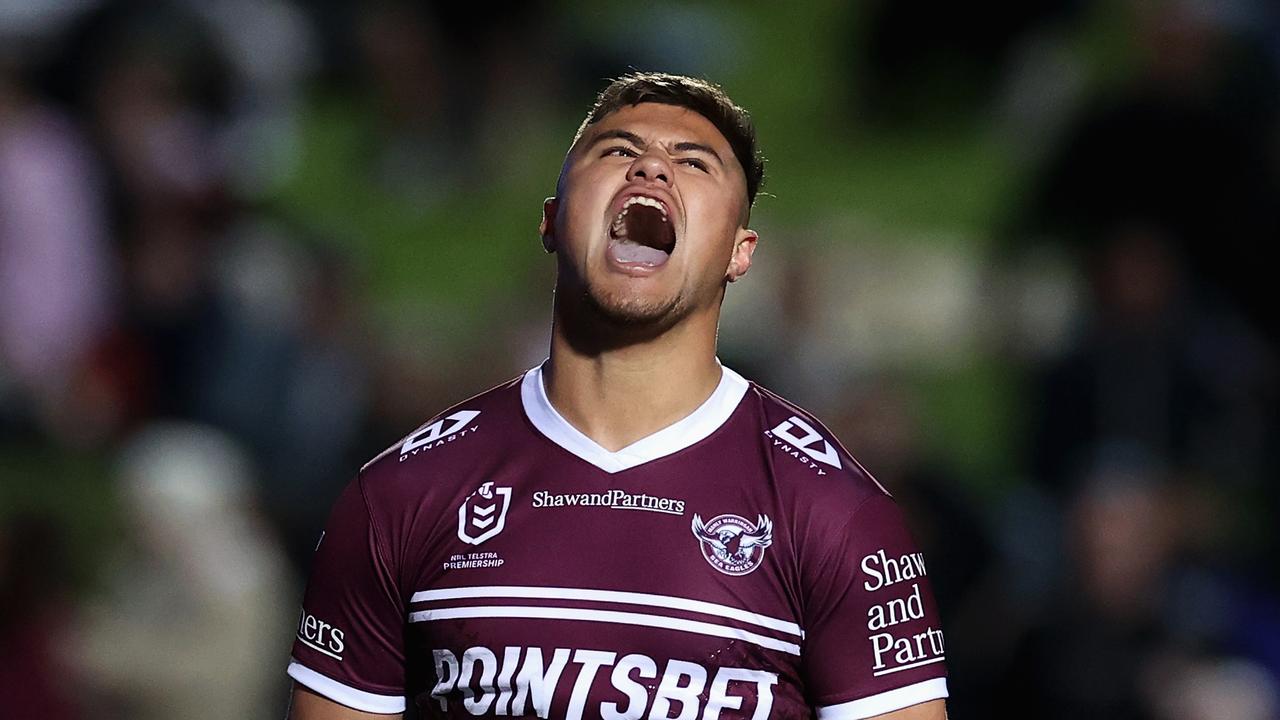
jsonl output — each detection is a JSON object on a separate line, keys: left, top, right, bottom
{"left": 1, "top": 1, "right": 1277, "bottom": 717}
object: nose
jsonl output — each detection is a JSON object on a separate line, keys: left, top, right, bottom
{"left": 626, "top": 151, "right": 672, "bottom": 186}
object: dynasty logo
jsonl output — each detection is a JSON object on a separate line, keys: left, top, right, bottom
{"left": 400, "top": 410, "right": 481, "bottom": 460}
{"left": 765, "top": 416, "right": 842, "bottom": 475}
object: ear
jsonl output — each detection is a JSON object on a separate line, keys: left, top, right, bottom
{"left": 540, "top": 197, "right": 558, "bottom": 253}
{"left": 726, "top": 227, "right": 759, "bottom": 283}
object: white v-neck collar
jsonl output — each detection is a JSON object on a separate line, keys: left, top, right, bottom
{"left": 520, "top": 361, "right": 749, "bottom": 473}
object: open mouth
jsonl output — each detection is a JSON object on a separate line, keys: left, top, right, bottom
{"left": 608, "top": 195, "right": 676, "bottom": 267}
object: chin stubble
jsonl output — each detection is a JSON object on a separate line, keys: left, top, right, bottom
{"left": 580, "top": 282, "right": 689, "bottom": 329}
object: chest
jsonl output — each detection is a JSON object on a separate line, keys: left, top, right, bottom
{"left": 402, "top": 459, "right": 813, "bottom": 719}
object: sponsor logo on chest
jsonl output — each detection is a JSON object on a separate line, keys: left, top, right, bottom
{"left": 531, "top": 488, "right": 685, "bottom": 515}
{"left": 431, "top": 645, "right": 777, "bottom": 720}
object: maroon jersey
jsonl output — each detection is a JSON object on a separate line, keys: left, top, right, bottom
{"left": 288, "top": 365, "right": 948, "bottom": 718}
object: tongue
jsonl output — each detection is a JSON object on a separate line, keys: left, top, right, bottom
{"left": 610, "top": 240, "right": 670, "bottom": 266}
{"left": 608, "top": 204, "right": 674, "bottom": 267}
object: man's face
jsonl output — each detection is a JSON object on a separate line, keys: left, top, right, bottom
{"left": 542, "top": 102, "right": 757, "bottom": 329}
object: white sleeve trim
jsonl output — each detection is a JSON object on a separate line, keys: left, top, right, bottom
{"left": 288, "top": 660, "right": 406, "bottom": 714}
{"left": 816, "top": 678, "right": 949, "bottom": 719}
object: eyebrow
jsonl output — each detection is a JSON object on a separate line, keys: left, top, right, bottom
{"left": 673, "top": 141, "right": 724, "bottom": 166}
{"left": 585, "top": 129, "right": 724, "bottom": 167}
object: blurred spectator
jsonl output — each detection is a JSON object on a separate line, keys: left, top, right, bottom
{"left": 1025, "top": 222, "right": 1277, "bottom": 574}
{"left": 996, "top": 456, "right": 1179, "bottom": 718}
{"left": 0, "top": 514, "right": 81, "bottom": 720}
{"left": 67, "top": 423, "right": 293, "bottom": 720}
{"left": 996, "top": 453, "right": 1280, "bottom": 718}
{"left": 1020, "top": 0, "right": 1280, "bottom": 339}
{"left": 850, "top": 0, "right": 1083, "bottom": 127}
{"left": 270, "top": 0, "right": 569, "bottom": 339}
{"left": 1148, "top": 655, "right": 1279, "bottom": 720}
{"left": 0, "top": 52, "right": 115, "bottom": 438}
{"left": 210, "top": 224, "right": 372, "bottom": 567}
{"left": 42, "top": 3, "right": 375, "bottom": 567}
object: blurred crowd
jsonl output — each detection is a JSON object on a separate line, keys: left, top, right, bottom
{"left": 0, "top": 1, "right": 1277, "bottom": 718}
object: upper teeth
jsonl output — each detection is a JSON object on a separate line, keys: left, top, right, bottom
{"left": 613, "top": 195, "right": 669, "bottom": 231}
{"left": 624, "top": 195, "right": 667, "bottom": 216}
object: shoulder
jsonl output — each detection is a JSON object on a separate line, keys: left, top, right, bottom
{"left": 740, "top": 379, "right": 892, "bottom": 515}
{"left": 357, "top": 371, "right": 528, "bottom": 499}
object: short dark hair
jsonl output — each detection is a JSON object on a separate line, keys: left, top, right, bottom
{"left": 574, "top": 72, "right": 765, "bottom": 207}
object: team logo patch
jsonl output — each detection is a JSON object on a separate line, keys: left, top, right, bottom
{"left": 691, "top": 513, "right": 773, "bottom": 576}
{"left": 458, "top": 481, "right": 512, "bottom": 545}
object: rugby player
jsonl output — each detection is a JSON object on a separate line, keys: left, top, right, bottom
{"left": 287, "top": 73, "right": 949, "bottom": 719}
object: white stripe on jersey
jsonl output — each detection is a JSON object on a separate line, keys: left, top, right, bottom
{"left": 815, "top": 678, "right": 949, "bottom": 719}
{"left": 408, "top": 605, "right": 802, "bottom": 656}
{"left": 410, "top": 585, "right": 803, "bottom": 637}
{"left": 287, "top": 660, "right": 407, "bottom": 714}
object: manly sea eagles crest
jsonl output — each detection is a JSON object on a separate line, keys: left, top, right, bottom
{"left": 457, "top": 481, "right": 512, "bottom": 545}
{"left": 691, "top": 513, "right": 773, "bottom": 576}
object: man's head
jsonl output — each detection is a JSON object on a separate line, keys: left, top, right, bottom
{"left": 541, "top": 73, "right": 765, "bottom": 333}
{"left": 573, "top": 74, "right": 765, "bottom": 208}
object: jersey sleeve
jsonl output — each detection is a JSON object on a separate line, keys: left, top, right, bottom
{"left": 800, "top": 491, "right": 949, "bottom": 718}
{"left": 287, "top": 475, "right": 407, "bottom": 714}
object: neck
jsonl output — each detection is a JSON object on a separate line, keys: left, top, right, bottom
{"left": 543, "top": 298, "right": 724, "bottom": 452}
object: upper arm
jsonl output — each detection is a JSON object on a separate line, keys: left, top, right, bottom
{"left": 289, "top": 683, "right": 403, "bottom": 720}
{"left": 867, "top": 698, "right": 947, "bottom": 719}
{"left": 801, "top": 491, "right": 950, "bottom": 716}
{"left": 287, "top": 476, "right": 409, "bottom": 714}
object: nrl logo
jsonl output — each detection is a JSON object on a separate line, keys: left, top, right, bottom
{"left": 692, "top": 513, "right": 773, "bottom": 576}
{"left": 458, "top": 481, "right": 512, "bottom": 545}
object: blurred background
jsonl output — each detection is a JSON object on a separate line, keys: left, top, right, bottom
{"left": 0, "top": 0, "right": 1277, "bottom": 717}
